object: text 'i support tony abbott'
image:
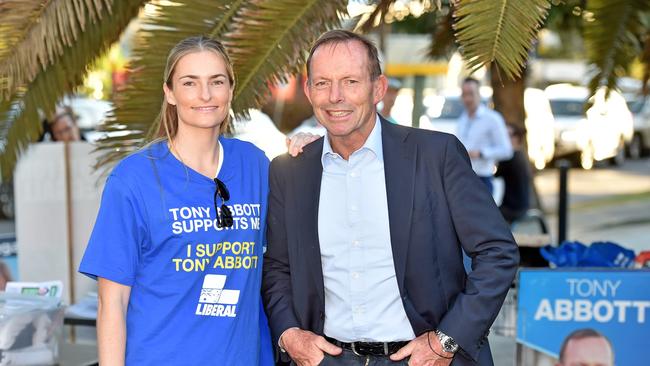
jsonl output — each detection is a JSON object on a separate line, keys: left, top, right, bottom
{"left": 172, "top": 242, "right": 259, "bottom": 272}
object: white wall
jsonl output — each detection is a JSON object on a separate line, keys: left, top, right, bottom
{"left": 14, "top": 142, "right": 104, "bottom": 304}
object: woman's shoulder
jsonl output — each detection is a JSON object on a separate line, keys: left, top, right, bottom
{"left": 109, "top": 141, "right": 168, "bottom": 181}
{"left": 221, "top": 137, "right": 269, "bottom": 163}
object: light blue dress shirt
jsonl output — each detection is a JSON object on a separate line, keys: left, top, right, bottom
{"left": 457, "top": 104, "right": 513, "bottom": 177}
{"left": 318, "top": 117, "right": 415, "bottom": 342}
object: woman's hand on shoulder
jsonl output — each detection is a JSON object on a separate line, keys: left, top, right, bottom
{"left": 286, "top": 132, "right": 320, "bottom": 157}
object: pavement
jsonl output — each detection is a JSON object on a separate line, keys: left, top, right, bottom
{"left": 536, "top": 157, "right": 650, "bottom": 252}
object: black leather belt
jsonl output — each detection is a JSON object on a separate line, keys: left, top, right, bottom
{"left": 325, "top": 336, "right": 408, "bottom": 356}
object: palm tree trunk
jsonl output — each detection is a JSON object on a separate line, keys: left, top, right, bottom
{"left": 490, "top": 63, "right": 525, "bottom": 128}
{"left": 490, "top": 63, "right": 543, "bottom": 211}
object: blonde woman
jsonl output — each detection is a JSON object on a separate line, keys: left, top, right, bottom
{"left": 80, "top": 36, "right": 312, "bottom": 365}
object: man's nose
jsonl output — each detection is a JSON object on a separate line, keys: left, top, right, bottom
{"left": 328, "top": 82, "right": 343, "bottom": 104}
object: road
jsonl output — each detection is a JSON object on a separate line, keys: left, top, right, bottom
{"left": 533, "top": 157, "right": 650, "bottom": 252}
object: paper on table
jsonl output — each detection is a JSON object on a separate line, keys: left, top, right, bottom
{"left": 5, "top": 281, "right": 63, "bottom": 299}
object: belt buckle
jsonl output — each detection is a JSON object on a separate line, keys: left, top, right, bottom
{"left": 350, "top": 342, "right": 362, "bottom": 356}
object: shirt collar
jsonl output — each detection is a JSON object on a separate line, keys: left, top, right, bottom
{"left": 470, "top": 104, "right": 488, "bottom": 118}
{"left": 321, "top": 115, "right": 383, "bottom": 164}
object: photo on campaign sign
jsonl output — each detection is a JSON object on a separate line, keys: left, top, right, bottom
{"left": 517, "top": 269, "right": 650, "bottom": 366}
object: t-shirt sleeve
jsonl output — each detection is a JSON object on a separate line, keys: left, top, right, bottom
{"left": 79, "top": 173, "right": 147, "bottom": 286}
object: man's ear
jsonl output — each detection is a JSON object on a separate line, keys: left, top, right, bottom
{"left": 163, "top": 83, "right": 176, "bottom": 106}
{"left": 373, "top": 75, "right": 388, "bottom": 105}
{"left": 303, "top": 77, "right": 313, "bottom": 105}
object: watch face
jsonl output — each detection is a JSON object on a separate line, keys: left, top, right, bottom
{"left": 443, "top": 338, "right": 458, "bottom": 352}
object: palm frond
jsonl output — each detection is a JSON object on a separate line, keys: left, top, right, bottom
{"left": 641, "top": 35, "right": 650, "bottom": 95}
{"left": 0, "top": 0, "right": 145, "bottom": 180}
{"left": 428, "top": 10, "right": 455, "bottom": 59}
{"left": 226, "top": 0, "right": 347, "bottom": 113}
{"left": 584, "top": 0, "right": 650, "bottom": 97}
{"left": 0, "top": 0, "right": 113, "bottom": 101}
{"left": 356, "top": 0, "right": 393, "bottom": 33}
{"left": 96, "top": 0, "right": 348, "bottom": 169}
{"left": 355, "top": 0, "right": 443, "bottom": 33}
{"left": 453, "top": 0, "right": 551, "bottom": 79}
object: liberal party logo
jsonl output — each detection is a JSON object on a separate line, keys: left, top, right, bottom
{"left": 195, "top": 274, "right": 239, "bottom": 318}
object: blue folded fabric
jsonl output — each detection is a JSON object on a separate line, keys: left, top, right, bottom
{"left": 540, "top": 240, "right": 636, "bottom": 268}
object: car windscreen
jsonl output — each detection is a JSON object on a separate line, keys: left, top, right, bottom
{"left": 549, "top": 100, "right": 585, "bottom": 117}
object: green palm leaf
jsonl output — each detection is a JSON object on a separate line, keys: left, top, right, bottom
{"left": 0, "top": 0, "right": 145, "bottom": 179}
{"left": 226, "top": 0, "right": 346, "bottom": 113}
{"left": 584, "top": 0, "right": 650, "bottom": 97}
{"left": 96, "top": 0, "right": 347, "bottom": 169}
{"left": 641, "top": 35, "right": 650, "bottom": 95}
{"left": 453, "top": 0, "right": 551, "bottom": 79}
{"left": 0, "top": 0, "right": 114, "bottom": 101}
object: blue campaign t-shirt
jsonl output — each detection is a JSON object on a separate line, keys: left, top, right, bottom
{"left": 79, "top": 138, "right": 273, "bottom": 365}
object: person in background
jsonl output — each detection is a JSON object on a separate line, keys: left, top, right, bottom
{"left": 496, "top": 123, "right": 531, "bottom": 224}
{"left": 380, "top": 77, "right": 402, "bottom": 124}
{"left": 556, "top": 328, "right": 614, "bottom": 366}
{"left": 44, "top": 106, "right": 84, "bottom": 142}
{"left": 457, "top": 77, "right": 512, "bottom": 194}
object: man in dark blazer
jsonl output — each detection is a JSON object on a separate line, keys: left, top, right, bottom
{"left": 262, "top": 30, "right": 519, "bottom": 366}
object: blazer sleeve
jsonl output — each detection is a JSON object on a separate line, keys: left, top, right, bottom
{"left": 262, "top": 157, "right": 301, "bottom": 345}
{"left": 437, "top": 136, "right": 520, "bottom": 361}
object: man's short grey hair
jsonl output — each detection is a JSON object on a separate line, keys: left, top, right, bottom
{"left": 306, "top": 29, "right": 382, "bottom": 83}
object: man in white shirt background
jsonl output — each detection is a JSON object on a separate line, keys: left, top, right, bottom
{"left": 457, "top": 77, "right": 513, "bottom": 194}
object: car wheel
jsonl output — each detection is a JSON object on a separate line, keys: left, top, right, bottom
{"left": 580, "top": 143, "right": 595, "bottom": 170}
{"left": 627, "top": 134, "right": 642, "bottom": 160}
{"left": 611, "top": 138, "right": 626, "bottom": 166}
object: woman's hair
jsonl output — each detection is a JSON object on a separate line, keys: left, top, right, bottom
{"left": 157, "top": 36, "right": 235, "bottom": 140}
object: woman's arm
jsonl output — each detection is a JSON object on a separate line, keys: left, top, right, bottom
{"left": 97, "top": 277, "right": 131, "bottom": 366}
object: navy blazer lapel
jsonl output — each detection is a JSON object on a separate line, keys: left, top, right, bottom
{"left": 293, "top": 139, "right": 326, "bottom": 303}
{"left": 381, "top": 118, "right": 416, "bottom": 291}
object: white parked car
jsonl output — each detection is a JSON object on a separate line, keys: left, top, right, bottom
{"left": 545, "top": 84, "right": 634, "bottom": 169}
{"left": 523, "top": 88, "right": 556, "bottom": 170}
{"left": 421, "top": 88, "right": 556, "bottom": 169}
{"left": 624, "top": 96, "right": 650, "bottom": 159}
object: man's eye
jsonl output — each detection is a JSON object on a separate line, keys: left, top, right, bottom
{"left": 183, "top": 81, "right": 195, "bottom": 86}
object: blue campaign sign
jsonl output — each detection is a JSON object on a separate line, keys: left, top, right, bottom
{"left": 517, "top": 269, "right": 650, "bottom": 365}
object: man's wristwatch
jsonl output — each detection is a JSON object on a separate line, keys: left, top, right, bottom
{"left": 435, "top": 329, "right": 459, "bottom": 353}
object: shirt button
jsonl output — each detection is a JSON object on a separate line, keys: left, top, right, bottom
{"left": 352, "top": 240, "right": 360, "bottom": 248}
{"left": 351, "top": 272, "right": 360, "bottom": 279}
{"left": 350, "top": 171, "right": 359, "bottom": 177}
{"left": 350, "top": 205, "right": 358, "bottom": 211}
